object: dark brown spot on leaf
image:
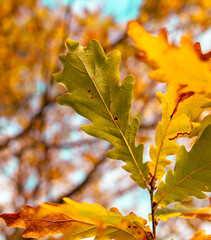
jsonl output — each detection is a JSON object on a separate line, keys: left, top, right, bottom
{"left": 114, "top": 116, "right": 118, "bottom": 121}
{"left": 90, "top": 96, "right": 94, "bottom": 99}
{"left": 88, "top": 88, "right": 91, "bottom": 93}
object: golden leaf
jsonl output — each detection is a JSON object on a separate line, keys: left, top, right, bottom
{"left": 148, "top": 83, "right": 208, "bottom": 180}
{"left": 127, "top": 21, "right": 211, "bottom": 93}
{"left": 0, "top": 198, "right": 152, "bottom": 240}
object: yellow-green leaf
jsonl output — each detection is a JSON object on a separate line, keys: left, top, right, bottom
{"left": 155, "top": 203, "right": 211, "bottom": 221}
{"left": 54, "top": 39, "right": 149, "bottom": 189}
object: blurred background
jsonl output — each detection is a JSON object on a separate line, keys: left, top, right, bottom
{"left": 0, "top": 0, "right": 210, "bottom": 239}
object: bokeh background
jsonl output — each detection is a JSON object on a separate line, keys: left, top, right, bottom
{"left": 0, "top": 0, "right": 210, "bottom": 239}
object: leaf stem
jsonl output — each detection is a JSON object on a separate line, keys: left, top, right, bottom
{"left": 150, "top": 181, "right": 156, "bottom": 239}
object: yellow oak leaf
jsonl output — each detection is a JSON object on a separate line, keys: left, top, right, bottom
{"left": 148, "top": 83, "right": 208, "bottom": 180}
{"left": 127, "top": 20, "right": 211, "bottom": 93}
{"left": 0, "top": 198, "right": 152, "bottom": 240}
{"left": 127, "top": 22, "right": 211, "bottom": 180}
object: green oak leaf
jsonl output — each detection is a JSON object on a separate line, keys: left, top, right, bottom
{"left": 154, "top": 125, "right": 211, "bottom": 207}
{"left": 54, "top": 39, "right": 148, "bottom": 189}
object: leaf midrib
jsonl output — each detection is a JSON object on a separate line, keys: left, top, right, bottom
{"left": 153, "top": 119, "right": 172, "bottom": 180}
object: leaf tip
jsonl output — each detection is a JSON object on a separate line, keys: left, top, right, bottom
{"left": 127, "top": 20, "right": 140, "bottom": 31}
{"left": 56, "top": 94, "right": 70, "bottom": 106}
{"left": 65, "top": 39, "right": 80, "bottom": 51}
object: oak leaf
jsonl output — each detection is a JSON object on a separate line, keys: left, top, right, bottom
{"left": 148, "top": 83, "right": 208, "bottom": 180}
{"left": 190, "top": 114, "right": 211, "bottom": 139}
{"left": 54, "top": 39, "right": 149, "bottom": 189}
{"left": 172, "top": 230, "right": 211, "bottom": 240}
{"left": 193, "top": 42, "right": 211, "bottom": 62}
{"left": 127, "top": 21, "right": 211, "bottom": 93}
{"left": 0, "top": 198, "right": 152, "bottom": 240}
{"left": 155, "top": 203, "right": 211, "bottom": 221}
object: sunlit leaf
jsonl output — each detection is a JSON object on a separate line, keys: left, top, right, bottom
{"left": 148, "top": 83, "right": 208, "bottom": 180}
{"left": 193, "top": 42, "right": 211, "bottom": 62}
{"left": 0, "top": 198, "right": 152, "bottom": 240}
{"left": 54, "top": 39, "right": 149, "bottom": 189}
{"left": 127, "top": 21, "right": 211, "bottom": 93}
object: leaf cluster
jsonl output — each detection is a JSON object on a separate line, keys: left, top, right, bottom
{"left": 1, "top": 12, "right": 211, "bottom": 240}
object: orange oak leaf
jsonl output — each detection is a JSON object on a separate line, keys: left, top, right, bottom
{"left": 0, "top": 198, "right": 152, "bottom": 240}
{"left": 172, "top": 230, "right": 211, "bottom": 240}
{"left": 189, "top": 230, "right": 211, "bottom": 240}
{"left": 127, "top": 20, "right": 211, "bottom": 93}
{"left": 0, "top": 204, "right": 89, "bottom": 239}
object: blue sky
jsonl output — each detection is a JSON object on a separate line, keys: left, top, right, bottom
{"left": 42, "top": 0, "right": 211, "bottom": 51}
{"left": 42, "top": 0, "right": 143, "bottom": 22}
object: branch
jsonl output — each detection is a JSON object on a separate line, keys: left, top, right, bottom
{"left": 0, "top": 99, "right": 53, "bottom": 150}
{"left": 54, "top": 145, "right": 112, "bottom": 204}
{"left": 48, "top": 139, "right": 98, "bottom": 149}
{"left": 0, "top": 3, "right": 73, "bottom": 152}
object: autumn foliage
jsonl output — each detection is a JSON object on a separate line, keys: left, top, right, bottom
{"left": 0, "top": 0, "right": 211, "bottom": 240}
